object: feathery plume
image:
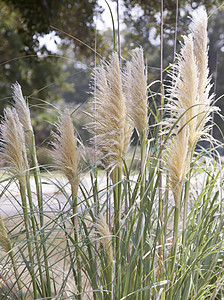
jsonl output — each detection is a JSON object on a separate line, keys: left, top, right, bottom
{"left": 0, "top": 108, "right": 28, "bottom": 186}
{"left": 51, "top": 110, "right": 80, "bottom": 195}
{"left": 95, "top": 215, "right": 113, "bottom": 265}
{"left": 168, "top": 115, "right": 190, "bottom": 206}
{"left": 0, "top": 217, "right": 11, "bottom": 253}
{"left": 166, "top": 7, "right": 214, "bottom": 206}
{"left": 11, "top": 82, "right": 33, "bottom": 151}
{"left": 123, "top": 47, "right": 148, "bottom": 139}
{"left": 89, "top": 52, "right": 127, "bottom": 170}
{"left": 169, "top": 34, "right": 199, "bottom": 149}
{"left": 190, "top": 8, "right": 214, "bottom": 144}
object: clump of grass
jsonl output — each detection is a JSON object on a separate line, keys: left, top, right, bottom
{"left": 50, "top": 109, "right": 82, "bottom": 298}
{"left": 0, "top": 6, "right": 224, "bottom": 300}
{"left": 164, "top": 7, "right": 220, "bottom": 298}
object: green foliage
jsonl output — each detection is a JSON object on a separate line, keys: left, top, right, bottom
{"left": 0, "top": 2, "right": 71, "bottom": 116}
{"left": 2, "top": 0, "right": 99, "bottom": 56}
{"left": 1, "top": 2, "right": 224, "bottom": 299}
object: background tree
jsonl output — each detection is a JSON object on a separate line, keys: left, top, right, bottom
{"left": 0, "top": 0, "right": 223, "bottom": 145}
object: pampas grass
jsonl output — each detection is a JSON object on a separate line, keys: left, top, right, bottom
{"left": 0, "top": 216, "right": 11, "bottom": 254}
{"left": 12, "top": 82, "right": 33, "bottom": 151}
{"left": 123, "top": 47, "right": 148, "bottom": 139}
{"left": 95, "top": 215, "right": 113, "bottom": 266}
{"left": 166, "top": 8, "right": 214, "bottom": 204}
{"left": 89, "top": 52, "right": 128, "bottom": 172}
{"left": 0, "top": 6, "right": 223, "bottom": 300}
{"left": 51, "top": 109, "right": 82, "bottom": 299}
{"left": 165, "top": 9, "right": 217, "bottom": 296}
{"left": 51, "top": 109, "right": 80, "bottom": 196}
{"left": 0, "top": 107, "right": 28, "bottom": 187}
{"left": 168, "top": 114, "right": 190, "bottom": 207}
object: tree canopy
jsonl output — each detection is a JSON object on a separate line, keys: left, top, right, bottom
{"left": 0, "top": 0, "right": 223, "bottom": 143}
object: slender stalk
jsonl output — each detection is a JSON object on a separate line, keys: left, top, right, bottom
{"left": 112, "top": 166, "right": 122, "bottom": 298}
{"left": 10, "top": 253, "right": 25, "bottom": 300}
{"left": 3, "top": 227, "right": 25, "bottom": 300}
{"left": 26, "top": 172, "right": 47, "bottom": 298}
{"left": 94, "top": 16, "right": 99, "bottom": 213}
{"left": 173, "top": 0, "right": 179, "bottom": 61}
{"left": 19, "top": 181, "right": 38, "bottom": 299}
{"left": 71, "top": 192, "right": 82, "bottom": 300}
{"left": 30, "top": 132, "right": 52, "bottom": 297}
{"left": 168, "top": 204, "right": 180, "bottom": 300}
{"left": 210, "top": 52, "right": 218, "bottom": 144}
{"left": 116, "top": 0, "right": 121, "bottom": 65}
{"left": 158, "top": 0, "right": 164, "bottom": 286}
{"left": 182, "top": 149, "right": 194, "bottom": 236}
{"left": 182, "top": 173, "right": 190, "bottom": 238}
{"left": 138, "top": 130, "right": 147, "bottom": 300}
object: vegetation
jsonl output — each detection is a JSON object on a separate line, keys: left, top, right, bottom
{"left": 0, "top": 4, "right": 224, "bottom": 299}
{"left": 1, "top": 0, "right": 224, "bottom": 144}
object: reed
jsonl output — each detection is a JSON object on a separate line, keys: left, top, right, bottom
{"left": 51, "top": 109, "right": 82, "bottom": 299}
{"left": 0, "top": 6, "right": 223, "bottom": 300}
{"left": 12, "top": 83, "right": 52, "bottom": 297}
{"left": 165, "top": 8, "right": 217, "bottom": 298}
{"left": 123, "top": 47, "right": 148, "bottom": 299}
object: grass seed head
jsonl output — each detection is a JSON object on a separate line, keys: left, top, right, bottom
{"left": 0, "top": 107, "right": 28, "bottom": 186}
{"left": 95, "top": 215, "right": 113, "bottom": 265}
{"left": 0, "top": 217, "right": 11, "bottom": 254}
{"left": 89, "top": 52, "right": 128, "bottom": 170}
{"left": 190, "top": 8, "right": 215, "bottom": 141}
{"left": 165, "top": 7, "right": 215, "bottom": 206}
{"left": 51, "top": 110, "right": 80, "bottom": 196}
{"left": 12, "top": 82, "right": 33, "bottom": 152}
{"left": 168, "top": 114, "right": 190, "bottom": 207}
{"left": 123, "top": 47, "right": 148, "bottom": 139}
{"left": 169, "top": 34, "right": 199, "bottom": 149}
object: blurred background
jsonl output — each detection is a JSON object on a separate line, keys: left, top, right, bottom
{"left": 0, "top": 0, "right": 223, "bottom": 157}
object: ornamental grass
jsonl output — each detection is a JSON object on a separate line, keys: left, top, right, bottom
{"left": 0, "top": 7, "right": 224, "bottom": 300}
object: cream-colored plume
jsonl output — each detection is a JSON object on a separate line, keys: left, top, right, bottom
{"left": 0, "top": 108, "right": 28, "bottom": 186}
{"left": 123, "top": 48, "right": 148, "bottom": 139}
{"left": 169, "top": 34, "right": 199, "bottom": 149}
{"left": 0, "top": 216, "right": 11, "bottom": 253}
{"left": 89, "top": 52, "right": 130, "bottom": 170}
{"left": 169, "top": 8, "right": 214, "bottom": 149}
{"left": 95, "top": 215, "right": 113, "bottom": 265}
{"left": 11, "top": 82, "right": 33, "bottom": 151}
{"left": 166, "top": 7, "right": 214, "bottom": 206}
{"left": 190, "top": 8, "right": 214, "bottom": 145}
{"left": 51, "top": 110, "right": 80, "bottom": 195}
{"left": 168, "top": 115, "right": 190, "bottom": 207}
